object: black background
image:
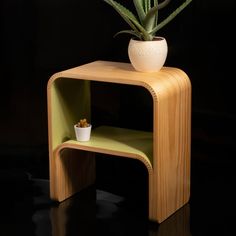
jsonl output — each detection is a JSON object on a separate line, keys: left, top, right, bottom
{"left": 0, "top": 0, "right": 236, "bottom": 235}
{"left": 0, "top": 0, "right": 235, "bottom": 151}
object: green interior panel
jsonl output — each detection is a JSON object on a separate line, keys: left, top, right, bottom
{"left": 50, "top": 78, "right": 91, "bottom": 149}
{"left": 49, "top": 78, "right": 153, "bottom": 165}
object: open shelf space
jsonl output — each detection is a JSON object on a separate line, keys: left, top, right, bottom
{"left": 90, "top": 81, "right": 153, "bottom": 132}
{"left": 57, "top": 126, "right": 153, "bottom": 166}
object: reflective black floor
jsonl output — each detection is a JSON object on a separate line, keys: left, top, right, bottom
{"left": 1, "top": 158, "right": 236, "bottom": 236}
{"left": 0, "top": 176, "right": 191, "bottom": 236}
{"left": 1, "top": 116, "right": 236, "bottom": 236}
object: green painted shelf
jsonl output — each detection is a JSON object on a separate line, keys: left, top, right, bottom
{"left": 59, "top": 125, "right": 153, "bottom": 167}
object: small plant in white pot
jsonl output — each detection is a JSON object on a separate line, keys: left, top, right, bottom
{"left": 103, "top": 0, "right": 192, "bottom": 72}
{"left": 74, "top": 118, "right": 92, "bottom": 142}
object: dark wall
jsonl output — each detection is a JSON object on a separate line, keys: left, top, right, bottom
{"left": 0, "top": 0, "right": 235, "bottom": 177}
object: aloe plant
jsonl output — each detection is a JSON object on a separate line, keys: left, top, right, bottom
{"left": 104, "top": 0, "right": 192, "bottom": 41}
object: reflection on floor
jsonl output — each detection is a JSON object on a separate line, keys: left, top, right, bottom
{"left": 1, "top": 153, "right": 236, "bottom": 236}
{"left": 0, "top": 176, "right": 191, "bottom": 236}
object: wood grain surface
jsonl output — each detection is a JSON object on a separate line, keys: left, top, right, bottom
{"left": 47, "top": 60, "right": 191, "bottom": 223}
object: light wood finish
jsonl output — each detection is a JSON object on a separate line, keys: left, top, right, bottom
{"left": 47, "top": 60, "right": 191, "bottom": 223}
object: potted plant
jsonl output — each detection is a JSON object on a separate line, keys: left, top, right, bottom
{"left": 103, "top": 0, "right": 192, "bottom": 72}
{"left": 74, "top": 118, "right": 92, "bottom": 142}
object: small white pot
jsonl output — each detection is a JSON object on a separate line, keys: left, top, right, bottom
{"left": 128, "top": 37, "right": 168, "bottom": 72}
{"left": 74, "top": 124, "right": 92, "bottom": 142}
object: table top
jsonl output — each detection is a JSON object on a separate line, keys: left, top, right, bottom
{"left": 48, "top": 60, "right": 190, "bottom": 100}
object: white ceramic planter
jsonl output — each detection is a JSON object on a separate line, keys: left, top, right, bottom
{"left": 74, "top": 124, "right": 92, "bottom": 142}
{"left": 128, "top": 37, "right": 168, "bottom": 72}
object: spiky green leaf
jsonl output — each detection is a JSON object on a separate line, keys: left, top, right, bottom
{"left": 153, "top": 0, "right": 158, "bottom": 25}
{"left": 104, "top": 0, "right": 151, "bottom": 40}
{"left": 143, "top": 5, "right": 158, "bottom": 32}
{"left": 114, "top": 30, "right": 143, "bottom": 40}
{"left": 144, "top": 0, "right": 151, "bottom": 13}
{"left": 133, "top": 0, "right": 146, "bottom": 24}
{"left": 150, "top": 0, "right": 192, "bottom": 35}
{"left": 158, "top": 0, "right": 171, "bottom": 10}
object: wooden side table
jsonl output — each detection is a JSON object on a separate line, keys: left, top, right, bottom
{"left": 47, "top": 60, "right": 191, "bottom": 223}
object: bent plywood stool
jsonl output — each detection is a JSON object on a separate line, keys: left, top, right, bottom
{"left": 47, "top": 61, "right": 191, "bottom": 223}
